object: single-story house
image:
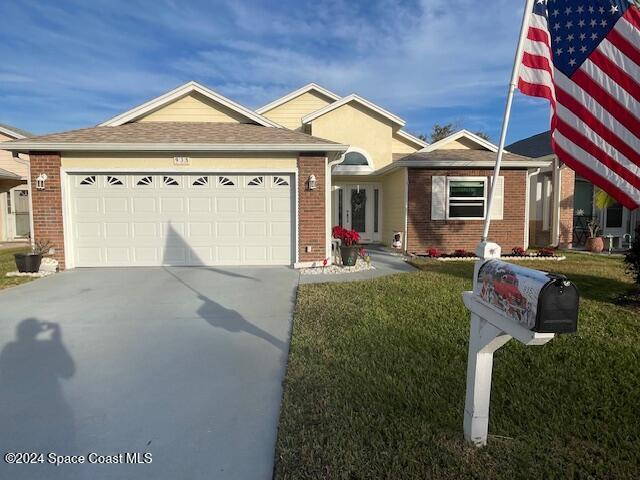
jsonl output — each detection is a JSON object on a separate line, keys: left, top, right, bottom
{"left": 4, "top": 81, "right": 564, "bottom": 270}
{"left": 0, "top": 123, "right": 32, "bottom": 242}
{"left": 508, "top": 130, "right": 638, "bottom": 249}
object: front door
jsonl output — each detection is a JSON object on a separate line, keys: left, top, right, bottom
{"left": 13, "top": 188, "right": 30, "bottom": 238}
{"left": 336, "top": 184, "right": 380, "bottom": 243}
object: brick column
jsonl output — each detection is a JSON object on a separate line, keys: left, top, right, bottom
{"left": 558, "top": 166, "right": 575, "bottom": 249}
{"left": 297, "top": 155, "right": 326, "bottom": 265}
{"left": 30, "top": 152, "right": 65, "bottom": 269}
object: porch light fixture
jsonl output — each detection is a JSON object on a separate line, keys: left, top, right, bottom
{"left": 36, "top": 173, "right": 48, "bottom": 190}
{"left": 308, "top": 174, "right": 317, "bottom": 190}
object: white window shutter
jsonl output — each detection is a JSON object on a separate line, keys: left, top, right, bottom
{"left": 489, "top": 176, "right": 504, "bottom": 220}
{"left": 431, "top": 176, "right": 446, "bottom": 220}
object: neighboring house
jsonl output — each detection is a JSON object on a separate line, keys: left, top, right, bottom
{"left": 0, "top": 123, "right": 32, "bottom": 242}
{"left": 508, "top": 131, "right": 638, "bottom": 249}
{"left": 4, "top": 81, "right": 552, "bottom": 270}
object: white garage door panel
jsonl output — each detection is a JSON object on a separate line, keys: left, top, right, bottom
{"left": 70, "top": 173, "right": 293, "bottom": 266}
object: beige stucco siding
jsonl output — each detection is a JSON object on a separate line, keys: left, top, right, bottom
{"left": 135, "top": 92, "right": 249, "bottom": 123}
{"left": 381, "top": 168, "right": 406, "bottom": 247}
{"left": 438, "top": 138, "right": 485, "bottom": 150}
{"left": 61, "top": 152, "right": 298, "bottom": 170}
{"left": 311, "top": 102, "right": 394, "bottom": 170}
{"left": 392, "top": 133, "right": 421, "bottom": 154}
{"left": 0, "top": 132, "right": 29, "bottom": 178}
{"left": 262, "top": 91, "right": 335, "bottom": 130}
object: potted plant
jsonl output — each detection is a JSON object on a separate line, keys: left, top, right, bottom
{"left": 332, "top": 226, "right": 360, "bottom": 266}
{"left": 14, "top": 240, "right": 52, "bottom": 273}
{"left": 586, "top": 219, "right": 604, "bottom": 253}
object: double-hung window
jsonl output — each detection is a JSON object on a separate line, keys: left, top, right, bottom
{"left": 447, "top": 177, "right": 487, "bottom": 219}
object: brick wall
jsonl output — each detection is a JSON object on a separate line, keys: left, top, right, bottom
{"left": 297, "top": 155, "right": 326, "bottom": 264}
{"left": 29, "top": 152, "right": 65, "bottom": 269}
{"left": 558, "top": 166, "right": 575, "bottom": 249}
{"left": 407, "top": 168, "right": 527, "bottom": 254}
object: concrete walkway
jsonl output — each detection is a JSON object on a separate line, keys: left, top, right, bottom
{"left": 299, "top": 245, "right": 416, "bottom": 284}
{"left": 0, "top": 266, "right": 298, "bottom": 480}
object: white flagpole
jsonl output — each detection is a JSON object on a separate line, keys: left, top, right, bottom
{"left": 481, "top": 0, "right": 536, "bottom": 242}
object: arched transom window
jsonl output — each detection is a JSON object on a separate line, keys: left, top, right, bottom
{"left": 334, "top": 147, "right": 373, "bottom": 174}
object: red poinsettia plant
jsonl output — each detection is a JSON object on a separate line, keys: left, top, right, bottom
{"left": 332, "top": 226, "right": 360, "bottom": 246}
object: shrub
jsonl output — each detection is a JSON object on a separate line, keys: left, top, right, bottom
{"left": 332, "top": 226, "right": 360, "bottom": 246}
{"left": 537, "top": 247, "right": 556, "bottom": 257}
{"left": 624, "top": 225, "right": 640, "bottom": 285}
{"left": 427, "top": 248, "right": 440, "bottom": 258}
{"left": 512, "top": 246, "right": 526, "bottom": 256}
{"left": 452, "top": 249, "right": 475, "bottom": 258}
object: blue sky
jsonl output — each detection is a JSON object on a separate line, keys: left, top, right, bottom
{"left": 0, "top": 0, "right": 551, "bottom": 143}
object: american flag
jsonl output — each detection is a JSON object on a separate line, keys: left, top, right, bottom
{"left": 518, "top": 0, "right": 640, "bottom": 208}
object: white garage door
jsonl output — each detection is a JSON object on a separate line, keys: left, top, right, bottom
{"left": 69, "top": 173, "right": 294, "bottom": 266}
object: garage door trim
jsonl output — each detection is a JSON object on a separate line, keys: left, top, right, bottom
{"left": 60, "top": 168, "right": 298, "bottom": 268}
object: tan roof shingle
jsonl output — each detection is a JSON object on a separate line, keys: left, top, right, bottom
{"left": 4, "top": 122, "right": 345, "bottom": 152}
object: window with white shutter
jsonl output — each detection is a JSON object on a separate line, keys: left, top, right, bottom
{"left": 489, "top": 176, "right": 504, "bottom": 220}
{"left": 431, "top": 176, "right": 446, "bottom": 220}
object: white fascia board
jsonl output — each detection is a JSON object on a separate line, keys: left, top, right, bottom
{"left": 256, "top": 83, "right": 341, "bottom": 114}
{"left": 302, "top": 94, "right": 405, "bottom": 127}
{"left": 420, "top": 129, "right": 498, "bottom": 153}
{"left": 0, "top": 125, "right": 26, "bottom": 139}
{"left": 377, "top": 158, "right": 553, "bottom": 174}
{"left": 99, "top": 81, "right": 281, "bottom": 128}
{"left": 395, "top": 129, "right": 428, "bottom": 148}
{"left": 4, "top": 142, "right": 349, "bottom": 153}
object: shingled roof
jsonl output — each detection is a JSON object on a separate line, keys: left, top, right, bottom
{"left": 399, "top": 149, "right": 536, "bottom": 164}
{"left": 2, "top": 122, "right": 347, "bottom": 152}
{"left": 507, "top": 131, "right": 553, "bottom": 158}
{"left": 380, "top": 147, "right": 552, "bottom": 173}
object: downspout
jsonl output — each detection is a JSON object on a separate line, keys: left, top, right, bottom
{"left": 403, "top": 167, "right": 409, "bottom": 252}
{"left": 326, "top": 151, "right": 346, "bottom": 264}
{"left": 26, "top": 153, "right": 35, "bottom": 247}
{"left": 551, "top": 158, "right": 561, "bottom": 246}
{"left": 524, "top": 168, "right": 540, "bottom": 250}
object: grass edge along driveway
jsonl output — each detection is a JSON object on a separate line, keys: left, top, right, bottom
{"left": 275, "top": 253, "right": 639, "bottom": 479}
{"left": 0, "top": 247, "right": 32, "bottom": 291}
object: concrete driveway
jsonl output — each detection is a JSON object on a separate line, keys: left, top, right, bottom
{"left": 0, "top": 266, "right": 299, "bottom": 480}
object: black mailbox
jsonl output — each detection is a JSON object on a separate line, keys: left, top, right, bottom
{"left": 474, "top": 260, "right": 579, "bottom": 333}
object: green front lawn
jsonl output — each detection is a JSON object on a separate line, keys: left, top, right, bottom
{"left": 275, "top": 253, "right": 639, "bottom": 479}
{"left": 0, "top": 246, "right": 33, "bottom": 290}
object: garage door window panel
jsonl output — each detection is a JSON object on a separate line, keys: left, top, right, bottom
{"left": 218, "top": 176, "right": 237, "bottom": 187}
{"left": 191, "top": 176, "right": 209, "bottom": 187}
{"left": 163, "top": 176, "right": 180, "bottom": 187}
{"left": 106, "top": 175, "right": 125, "bottom": 187}
{"left": 79, "top": 176, "right": 97, "bottom": 186}
{"left": 136, "top": 176, "right": 154, "bottom": 187}
{"left": 273, "top": 176, "right": 289, "bottom": 187}
{"left": 247, "top": 176, "right": 264, "bottom": 187}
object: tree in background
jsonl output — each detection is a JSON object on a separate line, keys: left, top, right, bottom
{"left": 473, "top": 131, "right": 491, "bottom": 141}
{"left": 424, "top": 122, "right": 492, "bottom": 143}
{"left": 429, "top": 123, "right": 457, "bottom": 143}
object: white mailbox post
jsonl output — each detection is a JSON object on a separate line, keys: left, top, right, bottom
{"left": 462, "top": 241, "right": 579, "bottom": 447}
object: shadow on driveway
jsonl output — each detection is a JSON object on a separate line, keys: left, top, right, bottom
{"left": 164, "top": 268, "right": 287, "bottom": 352}
{"left": 0, "top": 318, "right": 76, "bottom": 454}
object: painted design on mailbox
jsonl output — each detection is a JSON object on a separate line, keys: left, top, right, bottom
{"left": 475, "top": 260, "right": 550, "bottom": 329}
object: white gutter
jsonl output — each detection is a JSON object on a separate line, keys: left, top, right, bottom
{"left": 4, "top": 143, "right": 350, "bottom": 153}
{"left": 551, "top": 158, "right": 562, "bottom": 246}
{"left": 376, "top": 158, "right": 553, "bottom": 175}
{"left": 326, "top": 152, "right": 347, "bottom": 264}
